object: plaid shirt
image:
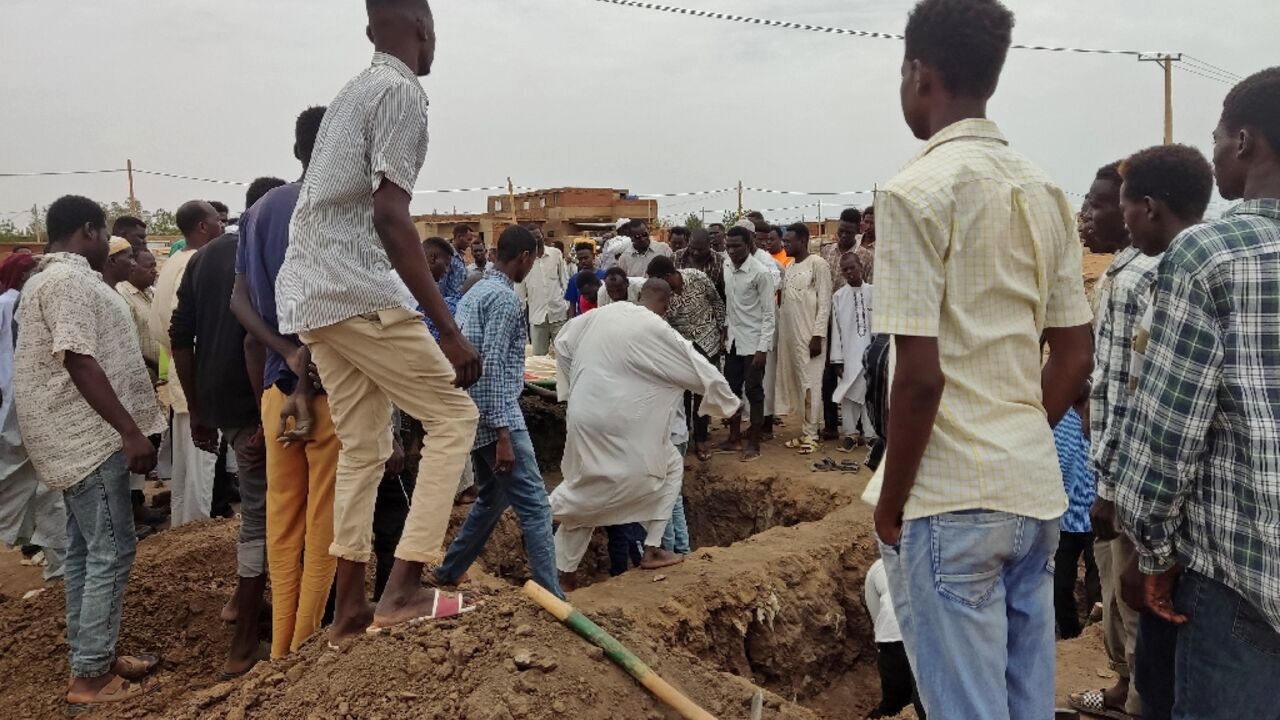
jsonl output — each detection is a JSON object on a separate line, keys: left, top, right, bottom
{"left": 1115, "top": 200, "right": 1280, "bottom": 632}
{"left": 455, "top": 268, "right": 528, "bottom": 449}
{"left": 1088, "top": 246, "right": 1161, "bottom": 499}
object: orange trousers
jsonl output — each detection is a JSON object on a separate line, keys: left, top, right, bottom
{"left": 263, "top": 386, "right": 338, "bottom": 658}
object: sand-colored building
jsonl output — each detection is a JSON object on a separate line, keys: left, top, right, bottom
{"left": 414, "top": 187, "right": 657, "bottom": 245}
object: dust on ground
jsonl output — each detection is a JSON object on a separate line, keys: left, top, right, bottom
{"left": 1, "top": 436, "right": 1119, "bottom": 720}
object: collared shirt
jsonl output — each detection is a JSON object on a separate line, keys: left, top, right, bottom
{"left": 456, "top": 268, "right": 528, "bottom": 449}
{"left": 1088, "top": 246, "right": 1162, "bottom": 499}
{"left": 1053, "top": 408, "right": 1094, "bottom": 533}
{"left": 276, "top": 52, "right": 431, "bottom": 334}
{"left": 675, "top": 247, "right": 726, "bottom": 299}
{"left": 14, "top": 253, "right": 164, "bottom": 490}
{"left": 819, "top": 242, "right": 856, "bottom": 292}
{"left": 723, "top": 254, "right": 777, "bottom": 356}
{"left": 666, "top": 268, "right": 725, "bottom": 357}
{"left": 752, "top": 247, "right": 783, "bottom": 290}
{"left": 516, "top": 245, "right": 569, "bottom": 324}
{"left": 151, "top": 248, "right": 196, "bottom": 413}
{"left": 440, "top": 250, "right": 467, "bottom": 300}
{"left": 854, "top": 238, "right": 875, "bottom": 284}
{"left": 1115, "top": 200, "right": 1280, "bottom": 632}
{"left": 614, "top": 240, "right": 673, "bottom": 277}
{"left": 870, "top": 118, "right": 1093, "bottom": 520}
{"left": 237, "top": 181, "right": 302, "bottom": 393}
{"left": 115, "top": 281, "right": 159, "bottom": 367}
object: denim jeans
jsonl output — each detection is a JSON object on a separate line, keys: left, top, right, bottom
{"left": 879, "top": 509, "right": 1059, "bottom": 720}
{"left": 661, "top": 442, "right": 690, "bottom": 554}
{"left": 436, "top": 429, "right": 563, "bottom": 599}
{"left": 1168, "top": 570, "right": 1280, "bottom": 719}
{"left": 62, "top": 451, "right": 136, "bottom": 678}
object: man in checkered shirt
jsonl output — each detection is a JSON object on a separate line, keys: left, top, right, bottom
{"left": 1114, "top": 66, "right": 1280, "bottom": 718}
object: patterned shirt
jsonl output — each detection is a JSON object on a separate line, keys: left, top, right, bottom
{"left": 14, "top": 253, "right": 165, "bottom": 490}
{"left": 1053, "top": 408, "right": 1094, "bottom": 533}
{"left": 675, "top": 247, "right": 726, "bottom": 299}
{"left": 869, "top": 118, "right": 1093, "bottom": 520}
{"left": 819, "top": 241, "right": 856, "bottom": 292}
{"left": 666, "top": 268, "right": 725, "bottom": 357}
{"left": 440, "top": 251, "right": 467, "bottom": 300}
{"left": 854, "top": 242, "right": 875, "bottom": 284}
{"left": 1115, "top": 200, "right": 1280, "bottom": 632}
{"left": 115, "top": 281, "right": 159, "bottom": 368}
{"left": 276, "top": 53, "right": 431, "bottom": 334}
{"left": 456, "top": 268, "right": 528, "bottom": 449}
{"left": 1088, "top": 246, "right": 1161, "bottom": 500}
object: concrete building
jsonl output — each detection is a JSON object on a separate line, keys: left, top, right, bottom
{"left": 412, "top": 187, "right": 657, "bottom": 246}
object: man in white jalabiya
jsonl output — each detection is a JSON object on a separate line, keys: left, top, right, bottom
{"left": 551, "top": 278, "right": 739, "bottom": 579}
{"left": 829, "top": 252, "right": 876, "bottom": 454}
{"left": 774, "top": 224, "right": 832, "bottom": 454}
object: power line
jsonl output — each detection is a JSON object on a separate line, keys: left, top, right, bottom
{"left": 0, "top": 168, "right": 125, "bottom": 179}
{"left": 589, "top": 0, "right": 1164, "bottom": 57}
{"left": 1183, "top": 54, "right": 1243, "bottom": 81}
{"left": 1176, "top": 64, "right": 1237, "bottom": 85}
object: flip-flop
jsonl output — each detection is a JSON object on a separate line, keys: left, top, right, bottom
{"left": 364, "top": 590, "right": 479, "bottom": 635}
{"left": 1068, "top": 690, "right": 1136, "bottom": 720}
{"left": 112, "top": 654, "right": 160, "bottom": 681}
{"left": 812, "top": 458, "right": 837, "bottom": 472}
{"left": 796, "top": 441, "right": 820, "bottom": 455}
{"left": 838, "top": 460, "right": 860, "bottom": 473}
{"left": 65, "top": 675, "right": 155, "bottom": 715}
{"left": 740, "top": 452, "right": 762, "bottom": 463}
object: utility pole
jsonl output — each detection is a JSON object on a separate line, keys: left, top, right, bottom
{"left": 1138, "top": 53, "right": 1182, "bottom": 144}
{"left": 506, "top": 176, "right": 518, "bottom": 226}
{"left": 736, "top": 180, "right": 743, "bottom": 216}
{"left": 127, "top": 159, "right": 139, "bottom": 214}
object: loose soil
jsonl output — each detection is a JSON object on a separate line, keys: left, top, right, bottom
{"left": 0, "top": 434, "right": 1119, "bottom": 719}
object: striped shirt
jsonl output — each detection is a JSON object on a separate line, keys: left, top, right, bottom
{"left": 276, "top": 53, "right": 430, "bottom": 334}
{"left": 1115, "top": 199, "right": 1280, "bottom": 632}
{"left": 1053, "top": 408, "right": 1094, "bottom": 533}
{"left": 870, "top": 118, "right": 1093, "bottom": 521}
{"left": 456, "top": 268, "right": 528, "bottom": 449}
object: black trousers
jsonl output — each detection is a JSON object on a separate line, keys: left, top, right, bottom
{"left": 874, "top": 641, "right": 926, "bottom": 719}
{"left": 1053, "top": 530, "right": 1100, "bottom": 639}
{"left": 1135, "top": 610, "right": 1178, "bottom": 720}
{"left": 210, "top": 435, "right": 237, "bottom": 519}
{"left": 605, "top": 524, "right": 646, "bottom": 576}
{"left": 821, "top": 363, "right": 839, "bottom": 433}
{"left": 724, "top": 347, "right": 765, "bottom": 428}
{"left": 683, "top": 349, "right": 720, "bottom": 443}
{"left": 372, "top": 469, "right": 416, "bottom": 601}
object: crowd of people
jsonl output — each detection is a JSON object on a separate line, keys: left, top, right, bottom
{"left": 0, "top": 0, "right": 1277, "bottom": 717}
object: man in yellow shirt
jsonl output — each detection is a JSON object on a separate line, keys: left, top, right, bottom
{"left": 867, "top": 1, "right": 1094, "bottom": 717}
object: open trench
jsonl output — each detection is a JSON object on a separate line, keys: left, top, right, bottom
{"left": 456, "top": 399, "right": 890, "bottom": 718}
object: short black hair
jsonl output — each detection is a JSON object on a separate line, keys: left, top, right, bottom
{"left": 617, "top": 219, "right": 639, "bottom": 234}
{"left": 903, "top": 0, "right": 1014, "bottom": 99}
{"left": 46, "top": 195, "right": 106, "bottom": 243}
{"left": 726, "top": 226, "right": 754, "bottom": 245}
{"left": 452, "top": 224, "right": 472, "bottom": 237}
{"left": 497, "top": 225, "right": 538, "bottom": 261}
{"left": 1119, "top": 144, "right": 1214, "bottom": 222}
{"left": 746, "top": 211, "right": 764, "bottom": 222}
{"left": 573, "top": 242, "right": 594, "bottom": 253}
{"left": 1095, "top": 161, "right": 1123, "bottom": 187}
{"left": 863, "top": 205, "right": 875, "bottom": 217}
{"left": 246, "top": 176, "right": 287, "bottom": 210}
{"left": 768, "top": 224, "right": 784, "bottom": 238}
{"left": 112, "top": 215, "right": 146, "bottom": 236}
{"left": 296, "top": 106, "right": 326, "bottom": 166}
{"left": 838, "top": 207, "right": 862, "bottom": 225}
{"left": 669, "top": 226, "right": 691, "bottom": 239}
{"left": 708, "top": 222, "right": 725, "bottom": 231}
{"left": 576, "top": 269, "right": 602, "bottom": 289}
{"left": 1221, "top": 67, "right": 1280, "bottom": 154}
{"left": 604, "top": 267, "right": 629, "bottom": 281}
{"left": 176, "top": 200, "right": 211, "bottom": 235}
{"left": 423, "top": 236, "right": 453, "bottom": 256}
{"left": 209, "top": 200, "right": 229, "bottom": 216}
{"left": 645, "top": 255, "right": 677, "bottom": 278}
{"left": 786, "top": 223, "right": 811, "bottom": 241}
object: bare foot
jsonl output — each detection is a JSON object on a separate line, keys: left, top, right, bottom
{"left": 1102, "top": 679, "right": 1129, "bottom": 712}
{"left": 221, "top": 642, "right": 267, "bottom": 678}
{"left": 640, "top": 547, "right": 685, "bottom": 570}
{"left": 740, "top": 446, "right": 762, "bottom": 463}
{"left": 219, "top": 595, "right": 237, "bottom": 623}
{"left": 453, "top": 486, "right": 479, "bottom": 506}
{"left": 560, "top": 572, "right": 579, "bottom": 593}
{"left": 326, "top": 602, "right": 375, "bottom": 645}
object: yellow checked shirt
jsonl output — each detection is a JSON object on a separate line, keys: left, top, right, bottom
{"left": 867, "top": 119, "right": 1093, "bottom": 521}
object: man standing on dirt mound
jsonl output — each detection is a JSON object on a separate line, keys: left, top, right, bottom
{"left": 274, "top": 0, "right": 482, "bottom": 643}
{"left": 866, "top": 0, "right": 1094, "bottom": 718}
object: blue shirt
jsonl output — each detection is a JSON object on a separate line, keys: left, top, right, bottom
{"left": 564, "top": 268, "right": 607, "bottom": 307}
{"left": 236, "top": 182, "right": 301, "bottom": 393}
{"left": 439, "top": 251, "right": 467, "bottom": 300}
{"left": 425, "top": 293, "right": 460, "bottom": 342}
{"left": 1054, "top": 408, "right": 1095, "bottom": 533}
{"left": 455, "top": 268, "right": 527, "bottom": 449}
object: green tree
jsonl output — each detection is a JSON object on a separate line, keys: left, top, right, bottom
{"left": 0, "top": 218, "right": 24, "bottom": 242}
{"left": 721, "top": 209, "right": 742, "bottom": 227}
{"left": 682, "top": 212, "right": 705, "bottom": 231}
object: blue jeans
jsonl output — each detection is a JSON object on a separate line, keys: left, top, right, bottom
{"left": 62, "top": 451, "right": 136, "bottom": 678}
{"left": 436, "top": 430, "right": 563, "bottom": 599}
{"left": 879, "top": 509, "right": 1059, "bottom": 720}
{"left": 661, "top": 441, "right": 691, "bottom": 555}
{"left": 1168, "top": 570, "right": 1280, "bottom": 720}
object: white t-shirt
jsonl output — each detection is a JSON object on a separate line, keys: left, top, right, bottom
{"left": 864, "top": 558, "right": 902, "bottom": 643}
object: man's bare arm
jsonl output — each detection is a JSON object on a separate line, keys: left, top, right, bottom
{"left": 64, "top": 352, "right": 156, "bottom": 474}
{"left": 1041, "top": 324, "right": 1094, "bottom": 426}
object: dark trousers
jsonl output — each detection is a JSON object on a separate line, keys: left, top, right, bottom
{"left": 210, "top": 435, "right": 237, "bottom": 519}
{"left": 821, "top": 363, "right": 839, "bottom": 433}
{"left": 371, "top": 469, "right": 416, "bottom": 601}
{"left": 724, "top": 347, "right": 765, "bottom": 428}
{"left": 1053, "top": 530, "right": 1100, "bottom": 639}
{"left": 605, "top": 523, "right": 645, "bottom": 576}
{"left": 874, "top": 641, "right": 925, "bottom": 719}
{"left": 683, "top": 349, "right": 720, "bottom": 443}
{"left": 1135, "top": 610, "right": 1178, "bottom": 720}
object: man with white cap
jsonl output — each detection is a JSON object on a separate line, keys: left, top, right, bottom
{"left": 598, "top": 218, "right": 633, "bottom": 272}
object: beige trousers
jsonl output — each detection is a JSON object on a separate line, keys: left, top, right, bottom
{"left": 1095, "top": 533, "right": 1142, "bottom": 716}
{"left": 301, "top": 307, "right": 478, "bottom": 565}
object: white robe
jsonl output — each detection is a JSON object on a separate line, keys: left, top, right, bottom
{"left": 551, "top": 302, "right": 739, "bottom": 531}
{"left": 830, "top": 284, "right": 874, "bottom": 404}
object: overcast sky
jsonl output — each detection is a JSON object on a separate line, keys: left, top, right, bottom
{"left": 1, "top": 0, "right": 1273, "bottom": 227}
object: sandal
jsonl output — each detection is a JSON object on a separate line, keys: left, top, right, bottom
{"left": 812, "top": 458, "right": 837, "bottom": 472}
{"left": 838, "top": 460, "right": 860, "bottom": 473}
{"left": 111, "top": 654, "right": 160, "bottom": 681}
{"left": 364, "top": 590, "right": 479, "bottom": 635}
{"left": 1068, "top": 690, "right": 1136, "bottom": 720}
{"left": 66, "top": 675, "right": 155, "bottom": 714}
{"left": 795, "top": 440, "right": 820, "bottom": 455}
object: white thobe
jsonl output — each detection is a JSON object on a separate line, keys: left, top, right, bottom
{"left": 830, "top": 284, "right": 876, "bottom": 438}
{"left": 551, "top": 302, "right": 739, "bottom": 571}
{"left": 774, "top": 256, "right": 832, "bottom": 436}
